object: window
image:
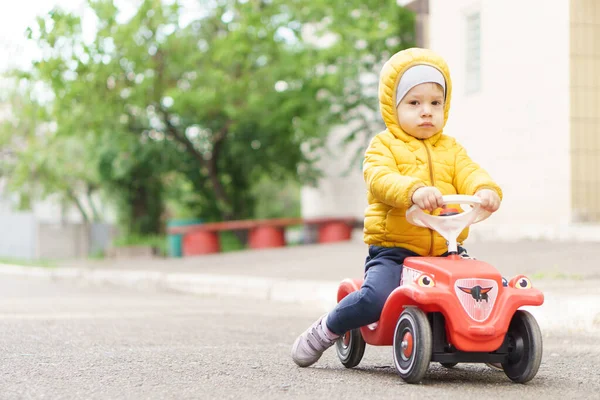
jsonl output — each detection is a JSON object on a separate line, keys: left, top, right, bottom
{"left": 465, "top": 12, "right": 481, "bottom": 94}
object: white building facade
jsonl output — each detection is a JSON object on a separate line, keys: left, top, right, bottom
{"left": 302, "top": 0, "right": 600, "bottom": 241}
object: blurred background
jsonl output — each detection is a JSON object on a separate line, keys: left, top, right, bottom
{"left": 0, "top": 0, "right": 598, "bottom": 262}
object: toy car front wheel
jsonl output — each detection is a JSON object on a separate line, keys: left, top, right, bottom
{"left": 503, "top": 310, "right": 543, "bottom": 383}
{"left": 393, "top": 307, "right": 432, "bottom": 383}
{"left": 336, "top": 328, "right": 366, "bottom": 368}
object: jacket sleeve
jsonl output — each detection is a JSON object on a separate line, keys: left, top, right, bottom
{"left": 453, "top": 143, "right": 503, "bottom": 199}
{"left": 363, "top": 135, "right": 426, "bottom": 210}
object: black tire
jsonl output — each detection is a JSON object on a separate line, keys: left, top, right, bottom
{"left": 440, "top": 362, "right": 458, "bottom": 369}
{"left": 503, "top": 310, "right": 543, "bottom": 383}
{"left": 336, "top": 328, "right": 366, "bottom": 368}
{"left": 393, "top": 307, "right": 432, "bottom": 383}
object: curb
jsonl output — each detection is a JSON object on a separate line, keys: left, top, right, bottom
{"left": 1, "top": 264, "right": 598, "bottom": 334}
{"left": 0, "top": 264, "right": 338, "bottom": 308}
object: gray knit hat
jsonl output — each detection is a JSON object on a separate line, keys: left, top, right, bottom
{"left": 396, "top": 65, "right": 446, "bottom": 106}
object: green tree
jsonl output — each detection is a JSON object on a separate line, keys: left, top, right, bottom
{"left": 9, "top": 0, "right": 414, "bottom": 235}
{"left": 0, "top": 83, "right": 102, "bottom": 222}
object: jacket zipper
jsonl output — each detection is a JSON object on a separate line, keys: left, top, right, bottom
{"left": 424, "top": 142, "right": 435, "bottom": 256}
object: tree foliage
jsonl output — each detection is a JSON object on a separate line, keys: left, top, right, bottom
{"left": 2, "top": 0, "right": 415, "bottom": 235}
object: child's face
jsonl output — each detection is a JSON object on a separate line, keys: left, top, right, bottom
{"left": 396, "top": 83, "right": 445, "bottom": 139}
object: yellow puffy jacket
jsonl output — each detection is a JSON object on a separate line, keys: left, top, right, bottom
{"left": 363, "top": 48, "right": 502, "bottom": 256}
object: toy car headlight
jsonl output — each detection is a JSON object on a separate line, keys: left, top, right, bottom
{"left": 509, "top": 275, "right": 532, "bottom": 289}
{"left": 417, "top": 274, "right": 435, "bottom": 288}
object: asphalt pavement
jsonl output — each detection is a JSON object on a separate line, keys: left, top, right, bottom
{"left": 1, "top": 275, "right": 599, "bottom": 399}
{"left": 1, "top": 235, "right": 600, "bottom": 334}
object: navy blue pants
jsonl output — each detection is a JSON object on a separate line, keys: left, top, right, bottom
{"left": 326, "top": 245, "right": 465, "bottom": 335}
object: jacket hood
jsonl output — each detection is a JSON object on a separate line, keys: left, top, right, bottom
{"left": 378, "top": 48, "right": 453, "bottom": 144}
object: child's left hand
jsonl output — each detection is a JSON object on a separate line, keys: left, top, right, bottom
{"left": 475, "top": 189, "right": 501, "bottom": 212}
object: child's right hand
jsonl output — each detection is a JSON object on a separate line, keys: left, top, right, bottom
{"left": 411, "top": 186, "right": 444, "bottom": 211}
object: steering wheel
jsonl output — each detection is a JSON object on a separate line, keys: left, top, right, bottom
{"left": 405, "top": 195, "right": 491, "bottom": 254}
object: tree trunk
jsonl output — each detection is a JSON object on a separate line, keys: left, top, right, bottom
{"left": 160, "top": 112, "right": 236, "bottom": 221}
{"left": 87, "top": 186, "right": 101, "bottom": 222}
{"left": 157, "top": 109, "right": 245, "bottom": 244}
{"left": 68, "top": 189, "right": 90, "bottom": 223}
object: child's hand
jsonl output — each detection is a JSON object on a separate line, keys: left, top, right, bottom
{"left": 475, "top": 189, "right": 501, "bottom": 212}
{"left": 411, "top": 186, "right": 443, "bottom": 211}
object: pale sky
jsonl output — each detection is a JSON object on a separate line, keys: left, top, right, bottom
{"left": 0, "top": 0, "right": 88, "bottom": 71}
{"left": 0, "top": 0, "right": 205, "bottom": 72}
{"left": 1, "top": 0, "right": 403, "bottom": 72}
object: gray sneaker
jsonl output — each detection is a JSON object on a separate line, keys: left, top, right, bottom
{"left": 291, "top": 315, "right": 338, "bottom": 367}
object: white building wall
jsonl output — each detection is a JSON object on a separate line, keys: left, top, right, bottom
{"left": 0, "top": 212, "right": 37, "bottom": 260}
{"left": 304, "top": 0, "right": 600, "bottom": 241}
{"left": 428, "top": 0, "right": 572, "bottom": 240}
{"left": 301, "top": 123, "right": 370, "bottom": 220}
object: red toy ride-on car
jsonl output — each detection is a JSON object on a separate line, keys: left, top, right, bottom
{"left": 335, "top": 195, "right": 544, "bottom": 384}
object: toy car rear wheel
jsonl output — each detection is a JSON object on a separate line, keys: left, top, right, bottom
{"left": 336, "top": 328, "right": 366, "bottom": 368}
{"left": 393, "top": 307, "right": 432, "bottom": 383}
{"left": 502, "top": 310, "right": 543, "bottom": 383}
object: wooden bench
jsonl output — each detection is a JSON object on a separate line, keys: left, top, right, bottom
{"left": 166, "top": 217, "right": 360, "bottom": 256}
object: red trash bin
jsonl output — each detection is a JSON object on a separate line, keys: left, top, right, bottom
{"left": 318, "top": 221, "right": 352, "bottom": 243}
{"left": 248, "top": 225, "right": 286, "bottom": 249}
{"left": 182, "top": 231, "right": 220, "bottom": 255}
